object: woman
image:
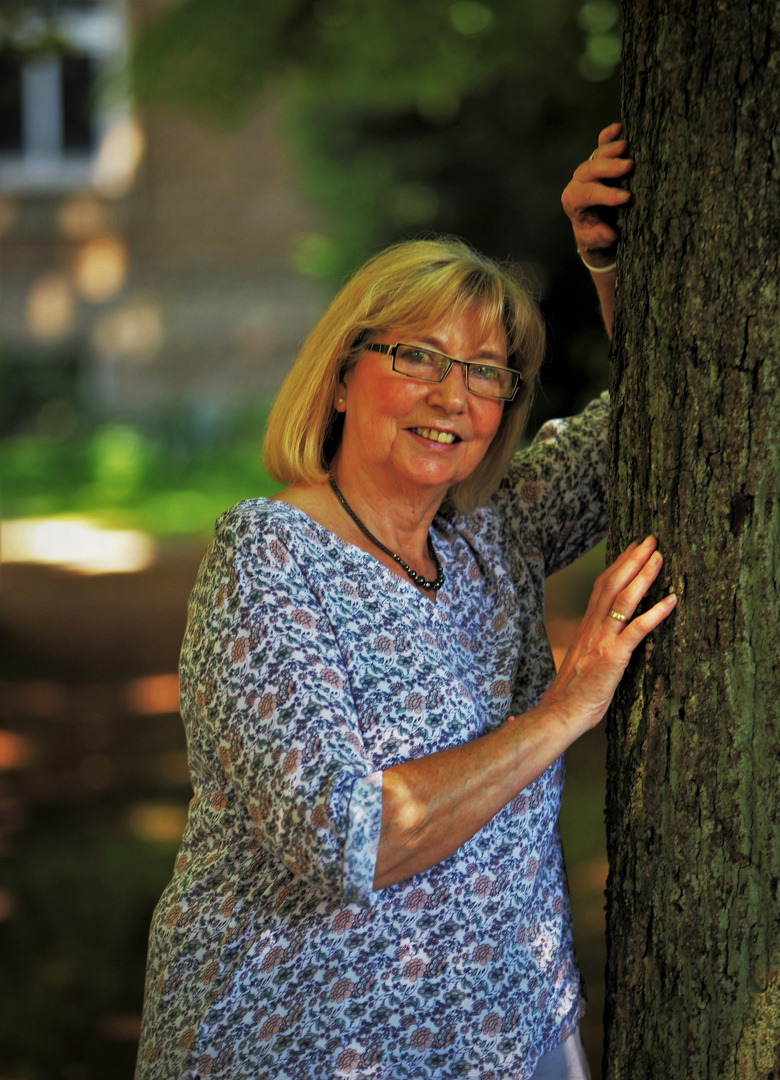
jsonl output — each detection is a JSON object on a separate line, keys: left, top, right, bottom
{"left": 136, "top": 125, "right": 672, "bottom": 1079}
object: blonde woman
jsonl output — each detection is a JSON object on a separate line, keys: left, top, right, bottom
{"left": 137, "top": 126, "right": 672, "bottom": 1079}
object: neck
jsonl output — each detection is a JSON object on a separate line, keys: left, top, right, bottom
{"left": 328, "top": 458, "right": 443, "bottom": 557}
{"left": 327, "top": 465, "right": 444, "bottom": 593}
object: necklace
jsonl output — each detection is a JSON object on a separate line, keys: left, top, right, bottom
{"left": 327, "top": 471, "right": 444, "bottom": 592}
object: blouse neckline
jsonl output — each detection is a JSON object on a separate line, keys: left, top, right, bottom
{"left": 264, "top": 496, "right": 446, "bottom": 605}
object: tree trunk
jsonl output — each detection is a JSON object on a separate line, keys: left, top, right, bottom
{"left": 604, "top": 3, "right": 780, "bottom": 1078}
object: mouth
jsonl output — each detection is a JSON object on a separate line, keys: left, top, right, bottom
{"left": 410, "top": 426, "right": 460, "bottom": 445}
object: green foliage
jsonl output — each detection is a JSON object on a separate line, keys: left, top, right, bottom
{"left": 2, "top": 401, "right": 280, "bottom": 535}
{"left": 0, "top": 339, "right": 82, "bottom": 438}
{"left": 132, "top": 0, "right": 622, "bottom": 279}
{"left": 130, "top": 0, "right": 304, "bottom": 124}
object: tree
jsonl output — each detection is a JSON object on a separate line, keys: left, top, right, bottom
{"left": 604, "top": 2, "right": 780, "bottom": 1077}
{"left": 129, "top": 0, "right": 624, "bottom": 416}
{"left": 130, "top": 0, "right": 622, "bottom": 274}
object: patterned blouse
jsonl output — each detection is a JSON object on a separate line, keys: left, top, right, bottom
{"left": 136, "top": 396, "right": 608, "bottom": 1080}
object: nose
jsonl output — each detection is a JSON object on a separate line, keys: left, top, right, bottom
{"left": 428, "top": 360, "right": 468, "bottom": 411}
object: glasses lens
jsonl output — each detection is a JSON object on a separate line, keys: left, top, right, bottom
{"left": 394, "top": 345, "right": 449, "bottom": 381}
{"left": 392, "top": 344, "right": 518, "bottom": 399}
{"left": 467, "top": 364, "right": 518, "bottom": 400}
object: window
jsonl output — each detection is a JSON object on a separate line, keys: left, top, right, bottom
{"left": 0, "top": 1, "right": 136, "bottom": 194}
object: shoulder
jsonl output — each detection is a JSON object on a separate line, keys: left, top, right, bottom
{"left": 529, "top": 391, "right": 609, "bottom": 456}
{"left": 213, "top": 497, "right": 322, "bottom": 556}
{"left": 496, "top": 393, "right": 609, "bottom": 494}
{"left": 210, "top": 497, "right": 361, "bottom": 598}
{"left": 216, "top": 496, "right": 296, "bottom": 531}
{"left": 188, "top": 500, "right": 331, "bottom": 630}
{"left": 186, "top": 500, "right": 327, "bottom": 608}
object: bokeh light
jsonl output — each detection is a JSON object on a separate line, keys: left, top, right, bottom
{"left": 1, "top": 517, "right": 156, "bottom": 574}
{"left": 92, "top": 117, "right": 146, "bottom": 199}
{"left": 449, "top": 1, "right": 495, "bottom": 36}
{"left": 74, "top": 234, "right": 128, "bottom": 302}
{"left": 125, "top": 674, "right": 180, "bottom": 717}
{"left": 91, "top": 301, "right": 165, "bottom": 361}
{"left": 57, "top": 196, "right": 108, "bottom": 241}
{"left": 127, "top": 803, "right": 187, "bottom": 845}
{"left": 25, "top": 272, "right": 76, "bottom": 341}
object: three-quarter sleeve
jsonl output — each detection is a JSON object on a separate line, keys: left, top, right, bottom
{"left": 180, "top": 504, "right": 383, "bottom": 905}
{"left": 493, "top": 393, "right": 609, "bottom": 577}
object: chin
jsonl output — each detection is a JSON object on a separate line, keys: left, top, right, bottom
{"left": 402, "top": 466, "right": 465, "bottom": 494}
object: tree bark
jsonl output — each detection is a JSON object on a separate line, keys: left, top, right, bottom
{"left": 604, "top": 3, "right": 780, "bottom": 1078}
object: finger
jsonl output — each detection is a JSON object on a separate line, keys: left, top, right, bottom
{"left": 619, "top": 593, "right": 678, "bottom": 649}
{"left": 575, "top": 149, "right": 631, "bottom": 175}
{"left": 592, "top": 140, "right": 630, "bottom": 161}
{"left": 597, "top": 536, "right": 658, "bottom": 607}
{"left": 606, "top": 548, "right": 666, "bottom": 628}
{"left": 581, "top": 540, "right": 643, "bottom": 620}
{"left": 574, "top": 158, "right": 634, "bottom": 189}
{"left": 566, "top": 178, "right": 632, "bottom": 214}
{"left": 597, "top": 122, "right": 623, "bottom": 145}
{"left": 586, "top": 155, "right": 633, "bottom": 179}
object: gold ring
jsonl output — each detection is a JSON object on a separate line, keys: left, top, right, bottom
{"left": 609, "top": 609, "right": 627, "bottom": 622}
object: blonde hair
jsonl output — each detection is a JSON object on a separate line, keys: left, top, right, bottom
{"left": 263, "top": 237, "right": 546, "bottom": 514}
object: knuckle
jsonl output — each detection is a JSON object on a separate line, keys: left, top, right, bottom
{"left": 594, "top": 567, "right": 611, "bottom": 590}
{"left": 604, "top": 565, "right": 626, "bottom": 590}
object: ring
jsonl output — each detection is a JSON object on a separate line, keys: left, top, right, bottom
{"left": 590, "top": 149, "right": 597, "bottom": 160}
{"left": 609, "top": 609, "right": 627, "bottom": 622}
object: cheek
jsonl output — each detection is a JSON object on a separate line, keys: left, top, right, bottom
{"left": 372, "top": 380, "right": 431, "bottom": 422}
{"left": 475, "top": 401, "right": 505, "bottom": 442}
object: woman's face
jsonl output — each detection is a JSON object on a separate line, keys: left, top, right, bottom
{"left": 335, "top": 307, "right": 506, "bottom": 503}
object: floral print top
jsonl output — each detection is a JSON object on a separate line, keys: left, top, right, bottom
{"left": 136, "top": 395, "right": 608, "bottom": 1080}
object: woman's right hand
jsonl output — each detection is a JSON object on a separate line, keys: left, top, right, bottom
{"left": 539, "top": 536, "right": 677, "bottom": 737}
{"left": 561, "top": 121, "right": 634, "bottom": 267}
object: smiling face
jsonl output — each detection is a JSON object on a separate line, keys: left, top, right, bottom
{"left": 333, "top": 307, "right": 506, "bottom": 507}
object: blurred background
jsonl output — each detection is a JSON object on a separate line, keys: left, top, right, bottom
{"left": 0, "top": 1, "right": 621, "bottom": 1076}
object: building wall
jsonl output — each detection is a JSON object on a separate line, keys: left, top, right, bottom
{"left": 0, "top": 0, "right": 327, "bottom": 429}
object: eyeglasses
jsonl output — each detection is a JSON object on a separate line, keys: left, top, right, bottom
{"left": 365, "top": 342, "right": 521, "bottom": 401}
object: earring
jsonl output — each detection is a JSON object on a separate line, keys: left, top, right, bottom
{"left": 337, "top": 397, "right": 344, "bottom": 406}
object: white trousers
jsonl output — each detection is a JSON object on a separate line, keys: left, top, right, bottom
{"left": 530, "top": 1026, "right": 592, "bottom": 1080}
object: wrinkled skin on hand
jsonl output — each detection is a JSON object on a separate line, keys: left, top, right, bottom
{"left": 561, "top": 121, "right": 634, "bottom": 268}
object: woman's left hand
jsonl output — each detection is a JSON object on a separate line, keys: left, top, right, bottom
{"left": 375, "top": 538, "right": 676, "bottom": 891}
{"left": 537, "top": 536, "right": 676, "bottom": 738}
{"left": 561, "top": 122, "right": 634, "bottom": 267}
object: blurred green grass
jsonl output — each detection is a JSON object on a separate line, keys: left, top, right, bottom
{"left": 2, "top": 403, "right": 281, "bottom": 537}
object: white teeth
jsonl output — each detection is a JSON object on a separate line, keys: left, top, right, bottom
{"left": 414, "top": 427, "right": 455, "bottom": 444}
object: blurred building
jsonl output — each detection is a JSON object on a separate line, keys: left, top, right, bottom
{"left": 0, "top": 0, "right": 325, "bottom": 435}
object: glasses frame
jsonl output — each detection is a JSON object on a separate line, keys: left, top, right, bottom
{"left": 365, "top": 342, "right": 521, "bottom": 402}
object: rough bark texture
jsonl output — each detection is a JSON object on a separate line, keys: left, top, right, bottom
{"left": 604, "top": 3, "right": 780, "bottom": 1078}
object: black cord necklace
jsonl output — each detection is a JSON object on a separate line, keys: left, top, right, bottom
{"left": 327, "top": 471, "right": 444, "bottom": 592}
